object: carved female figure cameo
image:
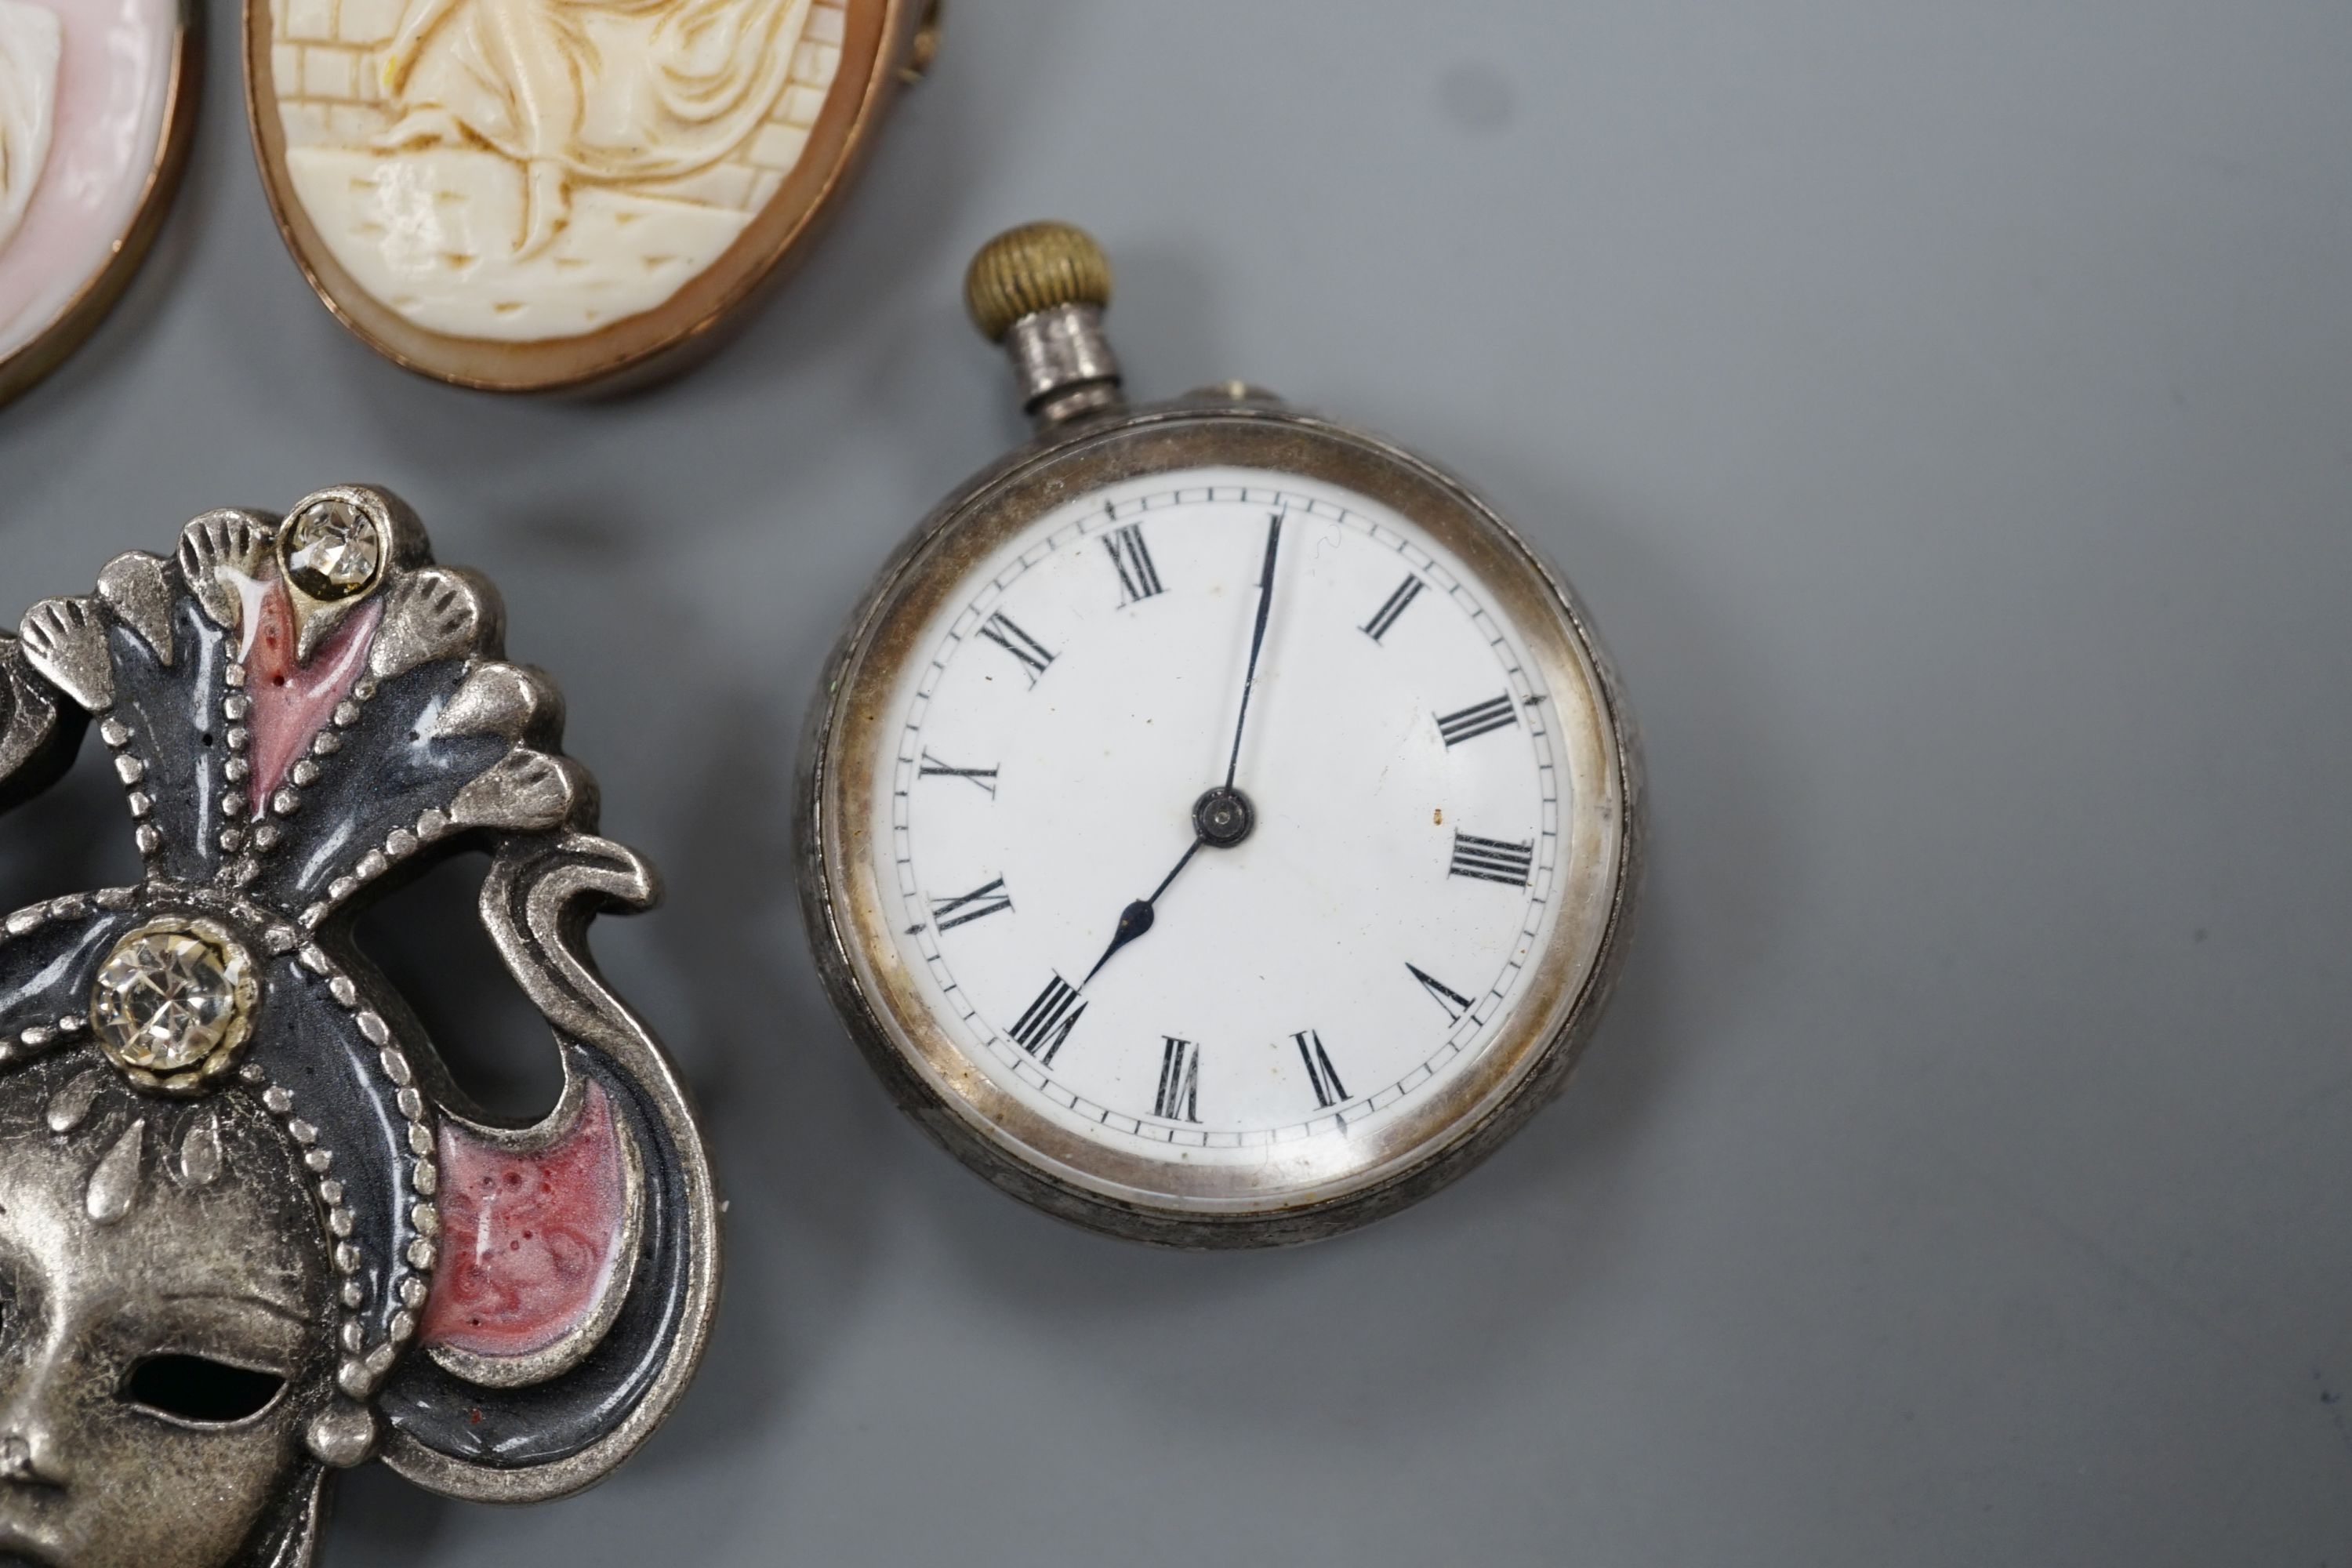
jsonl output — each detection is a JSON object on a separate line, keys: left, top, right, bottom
{"left": 0, "top": 0, "right": 196, "bottom": 405}
{"left": 0, "top": 486, "right": 720, "bottom": 1566}
{"left": 245, "top": 0, "right": 936, "bottom": 390}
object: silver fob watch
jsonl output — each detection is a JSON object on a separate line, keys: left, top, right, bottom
{"left": 800, "top": 223, "right": 1643, "bottom": 1247}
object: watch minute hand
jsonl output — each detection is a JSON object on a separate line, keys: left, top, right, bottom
{"left": 1221, "top": 513, "right": 1284, "bottom": 789}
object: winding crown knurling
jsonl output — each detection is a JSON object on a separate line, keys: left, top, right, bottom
{"left": 964, "top": 222, "right": 1112, "bottom": 343}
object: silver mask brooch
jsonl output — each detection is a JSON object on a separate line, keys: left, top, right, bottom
{"left": 0, "top": 487, "right": 720, "bottom": 1568}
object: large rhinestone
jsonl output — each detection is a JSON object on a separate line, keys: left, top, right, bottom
{"left": 283, "top": 498, "right": 383, "bottom": 601}
{"left": 90, "top": 923, "right": 254, "bottom": 1074}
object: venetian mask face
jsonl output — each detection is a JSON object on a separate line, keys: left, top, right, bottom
{"left": 0, "top": 1058, "right": 332, "bottom": 1568}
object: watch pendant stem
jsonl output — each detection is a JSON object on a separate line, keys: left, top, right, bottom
{"left": 1005, "top": 304, "right": 1124, "bottom": 428}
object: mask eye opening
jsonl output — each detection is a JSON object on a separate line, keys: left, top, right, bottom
{"left": 121, "top": 1354, "right": 288, "bottom": 1427}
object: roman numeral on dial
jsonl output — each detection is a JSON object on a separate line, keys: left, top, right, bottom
{"left": 1449, "top": 831, "right": 1534, "bottom": 887}
{"left": 1153, "top": 1036, "right": 1200, "bottom": 1122}
{"left": 1406, "top": 962, "right": 1475, "bottom": 1022}
{"left": 1008, "top": 975, "right": 1086, "bottom": 1065}
{"left": 1362, "top": 575, "right": 1425, "bottom": 642}
{"left": 1294, "top": 1029, "right": 1348, "bottom": 1109}
{"left": 978, "top": 612, "right": 1056, "bottom": 688}
{"left": 931, "top": 877, "right": 1013, "bottom": 931}
{"left": 1102, "top": 524, "right": 1165, "bottom": 605}
{"left": 917, "top": 751, "right": 999, "bottom": 797}
{"left": 1436, "top": 694, "right": 1518, "bottom": 747}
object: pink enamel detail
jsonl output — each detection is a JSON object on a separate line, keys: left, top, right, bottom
{"left": 0, "top": 0, "right": 180, "bottom": 359}
{"left": 241, "top": 577, "right": 380, "bottom": 814}
{"left": 423, "top": 1082, "right": 634, "bottom": 1361}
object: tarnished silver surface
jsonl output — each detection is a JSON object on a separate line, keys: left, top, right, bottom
{"left": 799, "top": 257, "right": 1646, "bottom": 1248}
{"left": 0, "top": 488, "right": 722, "bottom": 1565}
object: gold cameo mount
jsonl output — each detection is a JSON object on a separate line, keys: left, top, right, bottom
{"left": 244, "top": 0, "right": 939, "bottom": 392}
{"left": 0, "top": 0, "right": 199, "bottom": 406}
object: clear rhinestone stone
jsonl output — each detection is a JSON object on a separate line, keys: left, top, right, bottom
{"left": 283, "top": 499, "right": 383, "bottom": 600}
{"left": 90, "top": 924, "right": 252, "bottom": 1073}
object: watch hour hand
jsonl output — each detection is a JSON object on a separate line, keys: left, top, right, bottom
{"left": 1080, "top": 836, "right": 1203, "bottom": 987}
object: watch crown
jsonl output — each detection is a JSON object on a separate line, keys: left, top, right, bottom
{"left": 964, "top": 221, "right": 1112, "bottom": 343}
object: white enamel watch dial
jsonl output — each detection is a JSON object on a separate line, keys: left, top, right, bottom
{"left": 801, "top": 227, "right": 1639, "bottom": 1246}
{"left": 882, "top": 466, "right": 1562, "bottom": 1148}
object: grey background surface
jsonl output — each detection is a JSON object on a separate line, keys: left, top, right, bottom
{"left": 2, "top": 1, "right": 2349, "bottom": 1563}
